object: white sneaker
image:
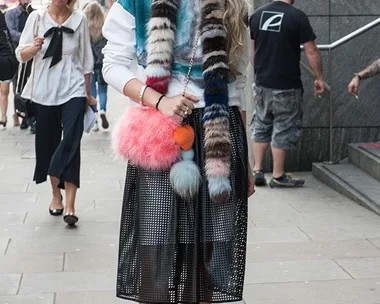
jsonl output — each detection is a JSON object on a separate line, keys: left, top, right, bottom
{"left": 99, "top": 110, "right": 109, "bottom": 129}
{"left": 92, "top": 121, "right": 99, "bottom": 132}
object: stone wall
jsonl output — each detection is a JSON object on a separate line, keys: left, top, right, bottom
{"left": 249, "top": 0, "right": 380, "bottom": 171}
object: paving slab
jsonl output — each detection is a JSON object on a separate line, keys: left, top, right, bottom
{"left": 0, "top": 294, "right": 54, "bottom": 304}
{"left": 0, "top": 238, "right": 10, "bottom": 254}
{"left": 0, "top": 212, "right": 26, "bottom": 226}
{"left": 243, "top": 279, "right": 380, "bottom": 304}
{"left": 299, "top": 223, "right": 380, "bottom": 241}
{"left": 0, "top": 193, "right": 38, "bottom": 205}
{"left": 0, "top": 253, "right": 63, "bottom": 274}
{"left": 245, "top": 259, "right": 351, "bottom": 284}
{"left": 56, "top": 291, "right": 124, "bottom": 304}
{"left": 335, "top": 257, "right": 380, "bottom": 279}
{"left": 0, "top": 274, "right": 21, "bottom": 295}
{"left": 0, "top": 221, "right": 119, "bottom": 238}
{"left": 247, "top": 227, "right": 310, "bottom": 244}
{"left": 6, "top": 235, "right": 118, "bottom": 254}
{"left": 64, "top": 249, "right": 117, "bottom": 272}
{"left": 370, "top": 238, "right": 380, "bottom": 249}
{"left": 246, "top": 239, "right": 380, "bottom": 262}
{"left": 251, "top": 208, "right": 380, "bottom": 228}
{"left": 19, "top": 270, "right": 115, "bottom": 294}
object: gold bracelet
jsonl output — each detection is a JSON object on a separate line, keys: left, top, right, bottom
{"left": 138, "top": 84, "right": 149, "bottom": 105}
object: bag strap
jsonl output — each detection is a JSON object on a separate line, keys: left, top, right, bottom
{"left": 30, "top": 13, "right": 40, "bottom": 101}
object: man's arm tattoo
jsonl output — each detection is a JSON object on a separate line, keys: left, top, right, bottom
{"left": 360, "top": 59, "right": 380, "bottom": 79}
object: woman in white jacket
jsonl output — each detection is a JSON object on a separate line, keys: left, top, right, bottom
{"left": 16, "top": 0, "right": 94, "bottom": 225}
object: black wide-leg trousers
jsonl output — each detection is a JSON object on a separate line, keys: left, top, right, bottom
{"left": 33, "top": 97, "right": 86, "bottom": 189}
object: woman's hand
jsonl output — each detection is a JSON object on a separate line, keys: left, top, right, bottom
{"left": 157, "top": 93, "right": 199, "bottom": 120}
{"left": 87, "top": 95, "right": 97, "bottom": 106}
{"left": 248, "top": 169, "right": 255, "bottom": 198}
{"left": 31, "top": 36, "right": 44, "bottom": 55}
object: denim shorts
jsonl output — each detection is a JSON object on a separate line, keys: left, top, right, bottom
{"left": 250, "top": 85, "right": 304, "bottom": 150}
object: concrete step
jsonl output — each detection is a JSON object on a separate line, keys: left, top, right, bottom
{"left": 348, "top": 143, "right": 380, "bottom": 182}
{"left": 313, "top": 160, "right": 380, "bottom": 216}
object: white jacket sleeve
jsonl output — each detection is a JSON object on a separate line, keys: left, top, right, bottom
{"left": 234, "top": 29, "right": 250, "bottom": 111}
{"left": 80, "top": 16, "right": 94, "bottom": 75}
{"left": 15, "top": 11, "right": 38, "bottom": 63}
{"left": 102, "top": 2, "right": 137, "bottom": 94}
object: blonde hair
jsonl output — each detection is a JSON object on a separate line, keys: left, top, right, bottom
{"left": 224, "top": 0, "right": 250, "bottom": 74}
{"left": 83, "top": 1, "right": 105, "bottom": 43}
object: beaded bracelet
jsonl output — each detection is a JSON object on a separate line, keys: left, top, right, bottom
{"left": 155, "top": 94, "right": 165, "bottom": 110}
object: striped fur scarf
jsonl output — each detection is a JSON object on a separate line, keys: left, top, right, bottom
{"left": 145, "top": 0, "right": 231, "bottom": 203}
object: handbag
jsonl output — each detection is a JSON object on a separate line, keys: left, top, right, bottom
{"left": 14, "top": 62, "right": 35, "bottom": 118}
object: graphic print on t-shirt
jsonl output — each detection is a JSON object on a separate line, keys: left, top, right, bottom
{"left": 259, "top": 11, "right": 284, "bottom": 32}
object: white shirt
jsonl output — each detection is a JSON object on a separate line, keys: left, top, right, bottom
{"left": 102, "top": 3, "right": 249, "bottom": 110}
{"left": 16, "top": 9, "right": 94, "bottom": 106}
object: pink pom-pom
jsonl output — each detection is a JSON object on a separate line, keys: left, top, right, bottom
{"left": 112, "top": 107, "right": 181, "bottom": 171}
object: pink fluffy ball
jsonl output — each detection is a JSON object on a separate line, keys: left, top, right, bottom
{"left": 112, "top": 107, "right": 181, "bottom": 171}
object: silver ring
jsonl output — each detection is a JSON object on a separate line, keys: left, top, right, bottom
{"left": 184, "top": 109, "right": 189, "bottom": 115}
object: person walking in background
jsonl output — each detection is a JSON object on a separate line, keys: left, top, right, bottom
{"left": 250, "top": 0, "right": 324, "bottom": 188}
{"left": 103, "top": 0, "right": 255, "bottom": 302}
{"left": 348, "top": 59, "right": 380, "bottom": 96}
{"left": 16, "top": 0, "right": 94, "bottom": 225}
{"left": 0, "top": 11, "right": 18, "bottom": 118}
{"left": 83, "top": 1, "right": 108, "bottom": 131}
{"left": 5, "top": 0, "right": 32, "bottom": 129}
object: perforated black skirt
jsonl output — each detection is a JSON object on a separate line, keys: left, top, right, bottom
{"left": 117, "top": 107, "right": 248, "bottom": 303}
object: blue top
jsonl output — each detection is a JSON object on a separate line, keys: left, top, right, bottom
{"left": 118, "top": 0, "right": 204, "bottom": 85}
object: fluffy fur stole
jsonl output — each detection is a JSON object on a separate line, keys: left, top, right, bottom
{"left": 145, "top": 0, "right": 231, "bottom": 203}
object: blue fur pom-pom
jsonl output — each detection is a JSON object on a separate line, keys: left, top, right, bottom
{"left": 181, "top": 149, "right": 195, "bottom": 161}
{"left": 208, "top": 177, "right": 231, "bottom": 203}
{"left": 170, "top": 159, "right": 201, "bottom": 200}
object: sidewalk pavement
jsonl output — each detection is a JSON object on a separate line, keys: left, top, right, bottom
{"left": 1, "top": 88, "right": 380, "bottom": 304}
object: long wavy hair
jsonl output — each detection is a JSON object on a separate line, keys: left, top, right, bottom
{"left": 225, "top": 0, "right": 250, "bottom": 74}
{"left": 83, "top": 1, "right": 105, "bottom": 43}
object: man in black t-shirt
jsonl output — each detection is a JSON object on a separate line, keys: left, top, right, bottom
{"left": 250, "top": 0, "right": 324, "bottom": 188}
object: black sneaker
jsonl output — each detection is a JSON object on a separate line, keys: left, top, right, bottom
{"left": 20, "top": 118, "right": 28, "bottom": 130}
{"left": 30, "top": 120, "right": 36, "bottom": 134}
{"left": 254, "top": 170, "right": 267, "bottom": 186}
{"left": 100, "top": 111, "right": 109, "bottom": 129}
{"left": 269, "top": 173, "right": 305, "bottom": 188}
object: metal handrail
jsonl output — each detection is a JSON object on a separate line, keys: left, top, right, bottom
{"left": 318, "top": 17, "right": 380, "bottom": 50}
{"left": 300, "top": 17, "right": 380, "bottom": 164}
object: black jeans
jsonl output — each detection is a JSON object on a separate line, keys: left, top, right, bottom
{"left": 33, "top": 97, "right": 86, "bottom": 189}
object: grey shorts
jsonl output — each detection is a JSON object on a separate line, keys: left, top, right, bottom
{"left": 251, "top": 85, "right": 304, "bottom": 150}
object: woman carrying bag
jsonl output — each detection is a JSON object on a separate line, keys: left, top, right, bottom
{"left": 0, "top": 11, "right": 18, "bottom": 126}
{"left": 16, "top": 0, "right": 94, "bottom": 225}
{"left": 83, "top": 1, "right": 109, "bottom": 131}
{"left": 103, "top": 0, "right": 255, "bottom": 302}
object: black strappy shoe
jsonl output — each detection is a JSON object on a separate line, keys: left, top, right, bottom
{"left": 49, "top": 195, "right": 64, "bottom": 216}
{"left": 63, "top": 213, "right": 79, "bottom": 226}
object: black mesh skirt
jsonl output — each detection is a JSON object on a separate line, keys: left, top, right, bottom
{"left": 117, "top": 106, "right": 248, "bottom": 303}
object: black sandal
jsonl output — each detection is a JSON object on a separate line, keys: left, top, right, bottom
{"left": 49, "top": 195, "right": 64, "bottom": 216}
{"left": 63, "top": 213, "right": 79, "bottom": 226}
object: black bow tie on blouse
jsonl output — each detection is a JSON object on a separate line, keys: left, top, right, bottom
{"left": 43, "top": 26, "right": 74, "bottom": 68}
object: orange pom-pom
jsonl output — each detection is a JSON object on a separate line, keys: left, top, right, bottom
{"left": 173, "top": 125, "right": 195, "bottom": 151}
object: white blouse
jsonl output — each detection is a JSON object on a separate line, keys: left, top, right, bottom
{"left": 16, "top": 9, "right": 94, "bottom": 106}
{"left": 102, "top": 2, "right": 249, "bottom": 110}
